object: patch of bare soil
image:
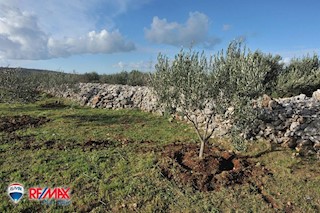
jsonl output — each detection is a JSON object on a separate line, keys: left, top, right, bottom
{"left": 3, "top": 132, "right": 117, "bottom": 151}
{"left": 0, "top": 115, "right": 50, "bottom": 132}
{"left": 159, "top": 143, "right": 280, "bottom": 209}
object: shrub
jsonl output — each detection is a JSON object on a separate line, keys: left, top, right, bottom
{"left": 0, "top": 67, "right": 78, "bottom": 103}
{"left": 39, "top": 71, "right": 79, "bottom": 98}
{"left": 0, "top": 68, "right": 40, "bottom": 103}
{"left": 99, "top": 70, "right": 149, "bottom": 86}
{"left": 212, "top": 42, "right": 284, "bottom": 99}
{"left": 81, "top": 72, "right": 100, "bottom": 83}
{"left": 100, "top": 71, "right": 129, "bottom": 85}
{"left": 211, "top": 41, "right": 282, "bottom": 147}
{"left": 127, "top": 70, "right": 149, "bottom": 86}
{"left": 276, "top": 54, "right": 320, "bottom": 97}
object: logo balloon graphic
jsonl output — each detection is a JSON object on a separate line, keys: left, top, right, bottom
{"left": 8, "top": 183, "right": 24, "bottom": 204}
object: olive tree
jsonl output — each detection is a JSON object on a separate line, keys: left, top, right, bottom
{"left": 212, "top": 42, "right": 282, "bottom": 147}
{"left": 0, "top": 67, "right": 78, "bottom": 103}
{"left": 276, "top": 54, "right": 320, "bottom": 97}
{"left": 41, "top": 71, "right": 79, "bottom": 96}
{"left": 152, "top": 41, "right": 280, "bottom": 158}
{"left": 152, "top": 50, "right": 226, "bottom": 158}
{"left": 0, "top": 68, "right": 40, "bottom": 103}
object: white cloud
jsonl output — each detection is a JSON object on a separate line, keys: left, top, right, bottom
{"left": 280, "top": 57, "right": 291, "bottom": 65}
{"left": 222, "top": 24, "right": 232, "bottom": 31}
{"left": 115, "top": 61, "right": 126, "bottom": 70}
{"left": 145, "top": 12, "right": 221, "bottom": 48}
{"left": 276, "top": 48, "right": 320, "bottom": 65}
{"left": 0, "top": 0, "right": 152, "bottom": 37}
{"left": 114, "top": 60, "right": 155, "bottom": 71}
{"left": 48, "top": 30, "right": 135, "bottom": 57}
{"left": 0, "top": 0, "right": 95, "bottom": 37}
{"left": 103, "top": 0, "right": 152, "bottom": 17}
{"left": 0, "top": 5, "right": 49, "bottom": 59}
{"left": 0, "top": 5, "right": 135, "bottom": 60}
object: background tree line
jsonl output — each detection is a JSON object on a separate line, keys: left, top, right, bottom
{"left": 78, "top": 70, "right": 150, "bottom": 86}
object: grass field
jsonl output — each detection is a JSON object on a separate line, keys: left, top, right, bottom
{"left": 1, "top": 97, "right": 319, "bottom": 212}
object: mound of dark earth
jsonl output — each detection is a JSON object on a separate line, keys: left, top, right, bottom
{"left": 0, "top": 115, "right": 50, "bottom": 132}
{"left": 159, "top": 143, "right": 273, "bottom": 192}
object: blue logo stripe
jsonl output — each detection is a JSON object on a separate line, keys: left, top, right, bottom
{"left": 39, "top": 187, "right": 47, "bottom": 199}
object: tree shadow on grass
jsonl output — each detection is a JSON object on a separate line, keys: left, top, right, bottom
{"left": 242, "top": 145, "right": 285, "bottom": 159}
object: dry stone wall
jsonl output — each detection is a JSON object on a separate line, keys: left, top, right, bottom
{"left": 256, "top": 91, "right": 320, "bottom": 156}
{"left": 53, "top": 83, "right": 320, "bottom": 157}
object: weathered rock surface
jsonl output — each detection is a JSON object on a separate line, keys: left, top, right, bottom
{"left": 255, "top": 92, "right": 320, "bottom": 156}
{"left": 312, "top": 89, "right": 320, "bottom": 101}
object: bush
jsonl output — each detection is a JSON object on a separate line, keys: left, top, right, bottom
{"left": 212, "top": 42, "right": 284, "bottom": 100}
{"left": 99, "top": 70, "right": 149, "bottom": 86}
{"left": 276, "top": 54, "right": 320, "bottom": 97}
{"left": 0, "top": 67, "right": 78, "bottom": 103}
{"left": 99, "top": 71, "right": 129, "bottom": 85}
{"left": 0, "top": 68, "right": 40, "bottom": 103}
{"left": 81, "top": 72, "right": 100, "bottom": 83}
{"left": 212, "top": 41, "right": 282, "bottom": 146}
{"left": 39, "top": 71, "right": 79, "bottom": 97}
{"left": 127, "top": 70, "right": 149, "bottom": 86}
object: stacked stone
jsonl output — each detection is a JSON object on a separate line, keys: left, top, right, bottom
{"left": 69, "top": 83, "right": 159, "bottom": 112}
{"left": 256, "top": 90, "right": 320, "bottom": 156}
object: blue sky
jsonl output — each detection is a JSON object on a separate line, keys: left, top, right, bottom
{"left": 0, "top": 0, "right": 319, "bottom": 74}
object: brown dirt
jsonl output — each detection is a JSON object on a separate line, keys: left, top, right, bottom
{"left": 0, "top": 115, "right": 50, "bottom": 132}
{"left": 2, "top": 132, "right": 117, "bottom": 151}
{"left": 159, "top": 143, "right": 279, "bottom": 208}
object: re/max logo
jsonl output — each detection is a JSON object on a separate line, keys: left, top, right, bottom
{"left": 9, "top": 186, "right": 23, "bottom": 191}
{"left": 29, "top": 187, "right": 70, "bottom": 200}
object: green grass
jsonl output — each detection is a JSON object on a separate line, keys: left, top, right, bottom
{"left": 1, "top": 97, "right": 319, "bottom": 212}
